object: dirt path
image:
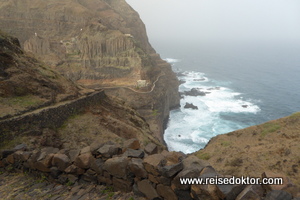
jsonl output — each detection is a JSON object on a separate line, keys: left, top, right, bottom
{"left": 101, "top": 72, "right": 165, "bottom": 94}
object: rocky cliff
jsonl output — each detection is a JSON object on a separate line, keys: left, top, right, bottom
{"left": 0, "top": 0, "right": 180, "bottom": 141}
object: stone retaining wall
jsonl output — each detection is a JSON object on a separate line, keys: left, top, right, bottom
{"left": 0, "top": 91, "right": 106, "bottom": 143}
{"left": 0, "top": 139, "right": 298, "bottom": 200}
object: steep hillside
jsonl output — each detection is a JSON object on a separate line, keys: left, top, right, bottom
{"left": 195, "top": 112, "right": 300, "bottom": 187}
{"left": 0, "top": 29, "right": 161, "bottom": 150}
{"left": 0, "top": 0, "right": 180, "bottom": 141}
{"left": 0, "top": 30, "right": 79, "bottom": 119}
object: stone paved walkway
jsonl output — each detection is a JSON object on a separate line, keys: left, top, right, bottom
{"left": 0, "top": 172, "right": 144, "bottom": 200}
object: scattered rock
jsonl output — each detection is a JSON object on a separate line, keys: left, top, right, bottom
{"left": 52, "top": 154, "right": 71, "bottom": 171}
{"left": 90, "top": 158, "right": 104, "bottom": 175}
{"left": 128, "top": 158, "right": 147, "bottom": 179}
{"left": 236, "top": 185, "right": 264, "bottom": 200}
{"left": 184, "top": 88, "right": 206, "bottom": 96}
{"left": 143, "top": 154, "right": 166, "bottom": 176}
{"left": 184, "top": 103, "right": 198, "bottom": 110}
{"left": 265, "top": 190, "right": 293, "bottom": 200}
{"left": 35, "top": 153, "right": 54, "bottom": 172}
{"left": 104, "top": 156, "right": 129, "bottom": 179}
{"left": 74, "top": 153, "right": 95, "bottom": 169}
{"left": 124, "top": 149, "right": 144, "bottom": 158}
{"left": 157, "top": 184, "right": 177, "bottom": 200}
{"left": 137, "top": 179, "right": 160, "bottom": 200}
{"left": 97, "top": 144, "right": 121, "bottom": 158}
{"left": 112, "top": 177, "right": 133, "bottom": 193}
{"left": 144, "top": 143, "right": 158, "bottom": 155}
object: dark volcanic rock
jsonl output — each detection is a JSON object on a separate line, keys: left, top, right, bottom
{"left": 184, "top": 88, "right": 206, "bottom": 96}
{"left": 184, "top": 103, "right": 198, "bottom": 110}
{"left": 265, "top": 190, "right": 293, "bottom": 200}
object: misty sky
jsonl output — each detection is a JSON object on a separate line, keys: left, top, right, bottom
{"left": 126, "top": 0, "right": 300, "bottom": 44}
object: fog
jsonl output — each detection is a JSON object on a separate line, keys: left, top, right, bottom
{"left": 126, "top": 0, "right": 300, "bottom": 44}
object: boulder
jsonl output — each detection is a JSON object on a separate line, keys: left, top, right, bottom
{"left": 90, "top": 158, "right": 104, "bottom": 175}
{"left": 90, "top": 141, "right": 103, "bottom": 155}
{"left": 265, "top": 190, "right": 293, "bottom": 200}
{"left": 123, "top": 138, "right": 140, "bottom": 150}
{"left": 82, "top": 169, "right": 97, "bottom": 183}
{"left": 112, "top": 177, "right": 133, "bottom": 193}
{"left": 157, "top": 176, "right": 172, "bottom": 186}
{"left": 157, "top": 184, "right": 177, "bottom": 200}
{"left": 160, "top": 162, "right": 183, "bottom": 178}
{"left": 215, "top": 179, "right": 246, "bottom": 200}
{"left": 124, "top": 149, "right": 145, "bottom": 158}
{"left": 103, "top": 156, "right": 129, "bottom": 179}
{"left": 52, "top": 153, "right": 71, "bottom": 171}
{"left": 174, "top": 189, "right": 193, "bottom": 200}
{"left": 137, "top": 179, "right": 160, "bottom": 200}
{"left": 128, "top": 158, "right": 148, "bottom": 178}
{"left": 144, "top": 143, "right": 158, "bottom": 155}
{"left": 97, "top": 144, "right": 121, "bottom": 158}
{"left": 191, "top": 184, "right": 219, "bottom": 200}
{"left": 162, "top": 151, "right": 186, "bottom": 164}
{"left": 50, "top": 166, "right": 62, "bottom": 179}
{"left": 184, "top": 88, "right": 206, "bottom": 96}
{"left": 64, "top": 164, "right": 85, "bottom": 175}
{"left": 6, "top": 154, "right": 14, "bottom": 164}
{"left": 143, "top": 154, "right": 166, "bottom": 176}
{"left": 184, "top": 103, "right": 198, "bottom": 110}
{"left": 172, "top": 168, "right": 200, "bottom": 191}
{"left": 67, "top": 149, "right": 80, "bottom": 162}
{"left": 236, "top": 185, "right": 264, "bottom": 200}
{"left": 148, "top": 173, "right": 159, "bottom": 184}
{"left": 74, "top": 153, "right": 95, "bottom": 169}
{"left": 35, "top": 153, "right": 54, "bottom": 172}
{"left": 13, "top": 151, "right": 31, "bottom": 162}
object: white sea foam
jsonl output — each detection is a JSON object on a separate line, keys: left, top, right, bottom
{"left": 164, "top": 71, "right": 261, "bottom": 154}
{"left": 163, "top": 58, "right": 182, "bottom": 63}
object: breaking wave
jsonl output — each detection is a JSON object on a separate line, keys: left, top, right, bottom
{"left": 164, "top": 68, "right": 260, "bottom": 154}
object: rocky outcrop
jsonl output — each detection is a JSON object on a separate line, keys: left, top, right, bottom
{"left": 1, "top": 141, "right": 299, "bottom": 200}
{"left": 0, "top": 0, "right": 180, "bottom": 141}
{"left": 184, "top": 103, "right": 198, "bottom": 110}
{"left": 183, "top": 88, "right": 206, "bottom": 96}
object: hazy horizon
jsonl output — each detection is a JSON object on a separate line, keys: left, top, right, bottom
{"left": 126, "top": 0, "right": 300, "bottom": 45}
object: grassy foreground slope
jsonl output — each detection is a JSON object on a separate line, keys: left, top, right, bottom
{"left": 195, "top": 112, "right": 300, "bottom": 186}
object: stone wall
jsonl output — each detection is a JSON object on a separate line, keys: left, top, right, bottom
{"left": 0, "top": 139, "right": 298, "bottom": 200}
{"left": 0, "top": 91, "right": 106, "bottom": 143}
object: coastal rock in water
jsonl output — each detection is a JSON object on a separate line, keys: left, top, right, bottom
{"left": 184, "top": 88, "right": 206, "bottom": 96}
{"left": 184, "top": 103, "right": 198, "bottom": 110}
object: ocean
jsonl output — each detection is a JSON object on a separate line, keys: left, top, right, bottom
{"left": 152, "top": 40, "right": 300, "bottom": 154}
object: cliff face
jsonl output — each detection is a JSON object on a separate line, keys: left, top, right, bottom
{"left": 0, "top": 0, "right": 180, "bottom": 141}
{"left": 0, "top": 0, "right": 155, "bottom": 81}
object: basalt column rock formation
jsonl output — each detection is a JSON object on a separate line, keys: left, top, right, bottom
{"left": 0, "top": 0, "right": 180, "bottom": 141}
